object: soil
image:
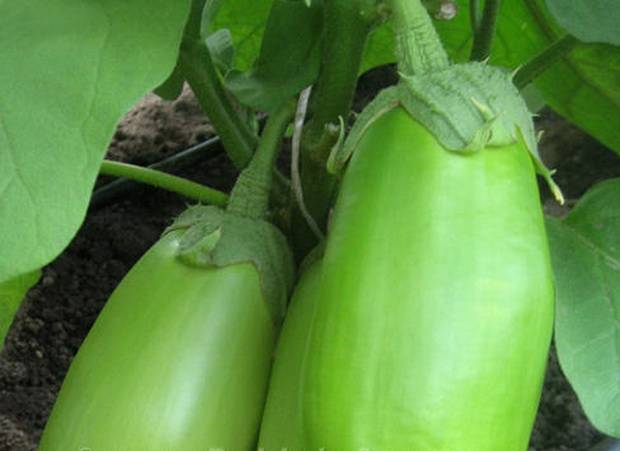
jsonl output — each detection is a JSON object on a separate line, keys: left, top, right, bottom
{"left": 2, "top": 72, "right": 620, "bottom": 450}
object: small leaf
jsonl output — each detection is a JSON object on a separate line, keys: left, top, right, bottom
{"left": 0, "top": 1, "right": 192, "bottom": 284}
{"left": 1, "top": 270, "right": 41, "bottom": 344}
{"left": 207, "top": 28, "right": 235, "bottom": 72}
{"left": 546, "top": 0, "right": 620, "bottom": 46}
{"left": 203, "top": 0, "right": 273, "bottom": 71}
{"left": 224, "top": 0, "right": 323, "bottom": 112}
{"left": 546, "top": 178, "right": 620, "bottom": 437}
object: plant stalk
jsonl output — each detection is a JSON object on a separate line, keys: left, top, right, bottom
{"left": 469, "top": 0, "right": 502, "bottom": 61}
{"left": 513, "top": 34, "right": 578, "bottom": 89}
{"left": 293, "top": 0, "right": 379, "bottom": 258}
{"left": 469, "top": 0, "right": 482, "bottom": 35}
{"left": 184, "top": 0, "right": 206, "bottom": 39}
{"left": 305, "top": 0, "right": 378, "bottom": 152}
{"left": 179, "top": 38, "right": 257, "bottom": 169}
{"left": 99, "top": 160, "right": 229, "bottom": 206}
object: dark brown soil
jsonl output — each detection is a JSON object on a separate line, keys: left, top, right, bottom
{"left": 1, "top": 75, "right": 620, "bottom": 450}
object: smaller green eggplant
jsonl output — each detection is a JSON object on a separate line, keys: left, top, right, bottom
{"left": 39, "top": 230, "right": 276, "bottom": 450}
{"left": 39, "top": 101, "right": 296, "bottom": 451}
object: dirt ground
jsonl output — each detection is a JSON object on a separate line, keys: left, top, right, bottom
{"left": 1, "top": 71, "right": 619, "bottom": 450}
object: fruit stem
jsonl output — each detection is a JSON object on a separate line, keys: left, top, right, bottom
{"left": 227, "top": 101, "right": 296, "bottom": 219}
{"left": 390, "top": 0, "right": 450, "bottom": 76}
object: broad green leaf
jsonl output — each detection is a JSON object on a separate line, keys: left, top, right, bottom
{"left": 546, "top": 0, "right": 620, "bottom": 45}
{"left": 546, "top": 178, "right": 620, "bottom": 437}
{"left": 154, "top": 63, "right": 185, "bottom": 101}
{"left": 224, "top": 0, "right": 323, "bottom": 112}
{"left": 0, "top": 1, "right": 191, "bottom": 284}
{"left": 0, "top": 270, "right": 41, "bottom": 344}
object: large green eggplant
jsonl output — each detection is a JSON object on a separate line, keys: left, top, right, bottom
{"left": 261, "top": 106, "right": 555, "bottom": 450}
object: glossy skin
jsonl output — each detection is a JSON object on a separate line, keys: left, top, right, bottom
{"left": 258, "top": 262, "right": 322, "bottom": 450}
{"left": 302, "top": 108, "right": 554, "bottom": 450}
{"left": 39, "top": 231, "right": 275, "bottom": 450}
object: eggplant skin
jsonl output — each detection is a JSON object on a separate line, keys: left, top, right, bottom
{"left": 39, "top": 230, "right": 275, "bottom": 451}
{"left": 265, "top": 107, "right": 554, "bottom": 450}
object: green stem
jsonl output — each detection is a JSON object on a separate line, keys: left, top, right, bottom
{"left": 92, "top": 136, "right": 221, "bottom": 209}
{"left": 293, "top": 0, "right": 378, "bottom": 258}
{"left": 305, "top": 0, "right": 378, "bottom": 151}
{"left": 513, "top": 34, "right": 578, "bottom": 89}
{"left": 469, "top": 0, "right": 482, "bottom": 35}
{"left": 99, "top": 160, "right": 229, "bottom": 206}
{"left": 179, "top": 38, "right": 257, "bottom": 169}
{"left": 292, "top": 87, "right": 326, "bottom": 242}
{"left": 470, "top": 0, "right": 501, "bottom": 61}
{"left": 227, "top": 101, "right": 296, "bottom": 219}
{"left": 184, "top": 0, "right": 206, "bottom": 40}
{"left": 390, "top": 0, "right": 450, "bottom": 76}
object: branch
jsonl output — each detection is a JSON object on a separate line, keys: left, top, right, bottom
{"left": 99, "top": 160, "right": 229, "bottom": 206}
{"left": 513, "top": 34, "right": 578, "bottom": 89}
{"left": 470, "top": 0, "right": 502, "bottom": 61}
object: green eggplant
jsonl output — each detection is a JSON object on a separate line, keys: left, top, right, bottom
{"left": 40, "top": 101, "right": 296, "bottom": 451}
{"left": 308, "top": 107, "right": 554, "bottom": 450}
{"left": 39, "top": 230, "right": 275, "bottom": 450}
{"left": 260, "top": 105, "right": 555, "bottom": 450}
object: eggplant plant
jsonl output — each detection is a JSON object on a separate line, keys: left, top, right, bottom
{"left": 0, "top": 0, "right": 619, "bottom": 449}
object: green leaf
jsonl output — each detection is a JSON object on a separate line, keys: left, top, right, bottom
{"left": 1, "top": 270, "right": 41, "bottom": 344}
{"left": 546, "top": 178, "right": 620, "bottom": 438}
{"left": 0, "top": 1, "right": 191, "bottom": 285}
{"left": 546, "top": 0, "right": 620, "bottom": 45}
{"left": 154, "top": 63, "right": 185, "bottom": 101}
{"left": 363, "top": 21, "right": 395, "bottom": 74}
{"left": 224, "top": 0, "right": 323, "bottom": 112}
{"left": 207, "top": 28, "right": 235, "bottom": 72}
{"left": 204, "top": 0, "right": 273, "bottom": 71}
